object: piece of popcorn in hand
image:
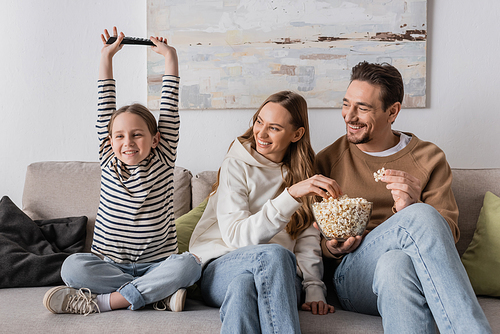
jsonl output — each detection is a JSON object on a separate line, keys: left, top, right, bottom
{"left": 374, "top": 167, "right": 386, "bottom": 182}
{"left": 312, "top": 195, "right": 372, "bottom": 240}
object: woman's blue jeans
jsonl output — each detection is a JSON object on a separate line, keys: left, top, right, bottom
{"left": 334, "top": 203, "right": 492, "bottom": 334}
{"left": 201, "top": 244, "right": 301, "bottom": 334}
{"left": 61, "top": 252, "right": 201, "bottom": 310}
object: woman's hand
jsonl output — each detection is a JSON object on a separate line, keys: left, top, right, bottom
{"left": 301, "top": 301, "right": 335, "bottom": 315}
{"left": 288, "top": 175, "right": 342, "bottom": 201}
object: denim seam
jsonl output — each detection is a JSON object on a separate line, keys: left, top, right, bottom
{"left": 397, "top": 225, "right": 455, "bottom": 334}
{"left": 349, "top": 222, "right": 455, "bottom": 333}
{"left": 256, "top": 252, "right": 277, "bottom": 334}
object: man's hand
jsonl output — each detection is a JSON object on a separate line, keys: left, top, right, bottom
{"left": 314, "top": 222, "right": 364, "bottom": 257}
{"left": 325, "top": 234, "right": 363, "bottom": 256}
{"left": 381, "top": 169, "right": 422, "bottom": 212}
{"left": 301, "top": 301, "right": 335, "bottom": 315}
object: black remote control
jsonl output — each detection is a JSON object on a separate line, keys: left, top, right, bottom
{"left": 106, "top": 36, "right": 155, "bottom": 46}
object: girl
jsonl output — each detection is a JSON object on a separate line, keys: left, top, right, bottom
{"left": 43, "top": 27, "right": 201, "bottom": 315}
{"left": 189, "top": 91, "right": 340, "bottom": 333}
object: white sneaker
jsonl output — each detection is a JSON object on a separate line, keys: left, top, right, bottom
{"left": 153, "top": 288, "right": 187, "bottom": 312}
{"left": 43, "top": 286, "right": 100, "bottom": 316}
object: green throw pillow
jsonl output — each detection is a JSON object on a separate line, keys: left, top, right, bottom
{"left": 175, "top": 198, "right": 208, "bottom": 254}
{"left": 461, "top": 191, "right": 500, "bottom": 297}
{"left": 175, "top": 198, "right": 208, "bottom": 301}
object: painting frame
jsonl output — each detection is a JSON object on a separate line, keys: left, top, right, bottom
{"left": 147, "top": 0, "right": 427, "bottom": 110}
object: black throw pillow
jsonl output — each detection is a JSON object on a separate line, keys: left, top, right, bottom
{"left": 0, "top": 196, "right": 87, "bottom": 288}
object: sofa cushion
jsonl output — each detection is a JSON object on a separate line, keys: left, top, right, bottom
{"left": 461, "top": 191, "right": 500, "bottom": 297}
{"left": 22, "top": 161, "right": 100, "bottom": 252}
{"left": 191, "top": 171, "right": 217, "bottom": 208}
{"left": 173, "top": 167, "right": 193, "bottom": 218}
{"left": 451, "top": 168, "right": 500, "bottom": 256}
{"left": 0, "top": 196, "right": 86, "bottom": 288}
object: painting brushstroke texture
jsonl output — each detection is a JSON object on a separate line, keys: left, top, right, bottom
{"left": 147, "top": 0, "right": 427, "bottom": 109}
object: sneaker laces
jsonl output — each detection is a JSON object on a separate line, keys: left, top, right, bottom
{"left": 153, "top": 296, "right": 170, "bottom": 311}
{"left": 65, "top": 288, "right": 100, "bottom": 316}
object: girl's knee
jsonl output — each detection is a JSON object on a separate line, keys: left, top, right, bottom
{"left": 166, "top": 252, "right": 202, "bottom": 284}
{"left": 61, "top": 253, "right": 96, "bottom": 285}
{"left": 185, "top": 253, "right": 202, "bottom": 279}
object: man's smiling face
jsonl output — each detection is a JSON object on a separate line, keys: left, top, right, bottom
{"left": 341, "top": 80, "right": 397, "bottom": 152}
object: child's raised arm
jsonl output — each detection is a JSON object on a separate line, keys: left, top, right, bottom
{"left": 99, "top": 27, "right": 124, "bottom": 80}
{"left": 150, "top": 36, "right": 179, "bottom": 77}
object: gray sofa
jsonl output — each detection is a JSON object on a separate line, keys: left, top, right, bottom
{"left": 1, "top": 161, "right": 499, "bottom": 333}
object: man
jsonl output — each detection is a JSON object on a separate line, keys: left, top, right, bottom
{"left": 315, "top": 61, "right": 491, "bottom": 333}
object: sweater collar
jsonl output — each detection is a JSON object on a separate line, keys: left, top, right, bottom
{"left": 349, "top": 132, "right": 419, "bottom": 162}
{"left": 224, "top": 137, "right": 282, "bottom": 169}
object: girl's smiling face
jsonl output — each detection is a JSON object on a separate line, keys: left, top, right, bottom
{"left": 109, "top": 112, "right": 160, "bottom": 166}
{"left": 253, "top": 102, "right": 304, "bottom": 163}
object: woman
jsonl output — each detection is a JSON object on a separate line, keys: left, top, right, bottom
{"left": 189, "top": 91, "right": 340, "bottom": 333}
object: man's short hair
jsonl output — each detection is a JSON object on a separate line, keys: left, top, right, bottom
{"left": 350, "top": 61, "right": 404, "bottom": 111}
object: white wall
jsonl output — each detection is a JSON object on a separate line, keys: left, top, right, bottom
{"left": 1, "top": 0, "right": 499, "bottom": 207}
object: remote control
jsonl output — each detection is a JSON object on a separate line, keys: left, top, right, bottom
{"left": 106, "top": 36, "right": 155, "bottom": 46}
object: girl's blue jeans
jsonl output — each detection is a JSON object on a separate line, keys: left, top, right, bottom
{"left": 200, "top": 244, "right": 301, "bottom": 334}
{"left": 334, "top": 203, "right": 492, "bottom": 334}
{"left": 61, "top": 252, "right": 201, "bottom": 310}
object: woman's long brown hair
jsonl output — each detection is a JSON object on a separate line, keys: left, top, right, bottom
{"left": 210, "top": 91, "right": 315, "bottom": 239}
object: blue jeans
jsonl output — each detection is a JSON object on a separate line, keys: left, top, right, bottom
{"left": 334, "top": 203, "right": 491, "bottom": 334}
{"left": 61, "top": 252, "right": 201, "bottom": 310}
{"left": 201, "top": 244, "right": 301, "bottom": 334}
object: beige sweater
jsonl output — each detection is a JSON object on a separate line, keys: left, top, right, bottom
{"left": 315, "top": 133, "right": 459, "bottom": 248}
{"left": 190, "top": 137, "right": 327, "bottom": 303}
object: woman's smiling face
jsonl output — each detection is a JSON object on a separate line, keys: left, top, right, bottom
{"left": 253, "top": 102, "right": 303, "bottom": 163}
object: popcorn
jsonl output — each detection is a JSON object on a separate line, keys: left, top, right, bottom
{"left": 312, "top": 195, "right": 372, "bottom": 240}
{"left": 374, "top": 167, "right": 386, "bottom": 182}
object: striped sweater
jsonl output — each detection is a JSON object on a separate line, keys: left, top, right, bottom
{"left": 92, "top": 76, "right": 180, "bottom": 263}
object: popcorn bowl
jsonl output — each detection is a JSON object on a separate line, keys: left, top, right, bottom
{"left": 312, "top": 195, "right": 373, "bottom": 242}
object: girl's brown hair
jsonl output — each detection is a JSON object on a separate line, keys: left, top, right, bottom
{"left": 211, "top": 91, "right": 315, "bottom": 240}
{"left": 108, "top": 103, "right": 158, "bottom": 136}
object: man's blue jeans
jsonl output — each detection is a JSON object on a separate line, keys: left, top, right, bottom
{"left": 61, "top": 252, "right": 201, "bottom": 310}
{"left": 201, "top": 244, "right": 301, "bottom": 334}
{"left": 334, "top": 203, "right": 492, "bottom": 333}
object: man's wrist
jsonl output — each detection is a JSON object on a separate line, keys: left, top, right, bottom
{"left": 321, "top": 238, "right": 345, "bottom": 259}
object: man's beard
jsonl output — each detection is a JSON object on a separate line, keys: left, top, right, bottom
{"left": 346, "top": 125, "right": 371, "bottom": 145}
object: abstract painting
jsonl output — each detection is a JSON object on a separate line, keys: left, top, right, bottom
{"left": 147, "top": 0, "right": 427, "bottom": 109}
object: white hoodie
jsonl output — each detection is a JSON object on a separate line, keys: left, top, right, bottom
{"left": 189, "top": 137, "right": 327, "bottom": 303}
